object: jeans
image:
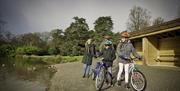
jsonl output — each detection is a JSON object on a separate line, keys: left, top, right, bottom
{"left": 83, "top": 64, "right": 91, "bottom": 76}
{"left": 107, "top": 66, "right": 112, "bottom": 74}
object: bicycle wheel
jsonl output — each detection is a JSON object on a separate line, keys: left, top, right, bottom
{"left": 130, "top": 70, "right": 146, "bottom": 91}
{"left": 91, "top": 69, "right": 96, "bottom": 80}
{"left": 105, "top": 72, "right": 112, "bottom": 85}
{"left": 95, "top": 67, "right": 105, "bottom": 91}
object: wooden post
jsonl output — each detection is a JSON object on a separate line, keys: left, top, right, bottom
{"left": 142, "top": 37, "right": 148, "bottom": 65}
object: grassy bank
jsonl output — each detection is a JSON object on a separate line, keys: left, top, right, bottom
{"left": 15, "top": 55, "right": 83, "bottom": 64}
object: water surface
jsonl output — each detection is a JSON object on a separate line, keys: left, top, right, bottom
{"left": 0, "top": 58, "right": 56, "bottom": 91}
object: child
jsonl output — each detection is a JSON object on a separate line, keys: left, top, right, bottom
{"left": 99, "top": 40, "right": 116, "bottom": 86}
{"left": 116, "top": 31, "right": 141, "bottom": 88}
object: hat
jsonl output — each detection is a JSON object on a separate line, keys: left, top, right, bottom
{"left": 120, "top": 31, "right": 130, "bottom": 38}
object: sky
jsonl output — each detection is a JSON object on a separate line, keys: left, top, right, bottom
{"left": 0, "top": 0, "right": 180, "bottom": 34}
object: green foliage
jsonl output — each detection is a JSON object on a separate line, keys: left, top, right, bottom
{"left": 48, "top": 47, "right": 59, "bottom": 55}
{"left": 21, "top": 33, "right": 45, "bottom": 47}
{"left": 94, "top": 16, "right": 113, "bottom": 34}
{"left": 93, "top": 16, "right": 114, "bottom": 48}
{"left": 15, "top": 55, "right": 62, "bottom": 64}
{"left": 50, "top": 29, "right": 64, "bottom": 48}
{"left": 16, "top": 47, "right": 25, "bottom": 55}
{"left": 26, "top": 47, "right": 38, "bottom": 55}
{"left": 0, "top": 44, "right": 16, "bottom": 57}
{"left": 61, "top": 56, "right": 83, "bottom": 63}
{"left": 16, "top": 46, "right": 48, "bottom": 56}
{"left": 15, "top": 55, "right": 82, "bottom": 64}
{"left": 0, "top": 16, "right": 117, "bottom": 57}
{"left": 63, "top": 16, "right": 90, "bottom": 56}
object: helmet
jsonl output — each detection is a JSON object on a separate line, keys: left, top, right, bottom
{"left": 104, "top": 40, "right": 112, "bottom": 46}
{"left": 120, "top": 31, "right": 130, "bottom": 38}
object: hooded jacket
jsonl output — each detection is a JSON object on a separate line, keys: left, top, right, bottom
{"left": 116, "top": 40, "right": 141, "bottom": 64}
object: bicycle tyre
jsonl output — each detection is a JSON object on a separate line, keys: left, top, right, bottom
{"left": 130, "top": 70, "right": 146, "bottom": 91}
{"left": 95, "top": 67, "right": 105, "bottom": 91}
{"left": 105, "top": 71, "right": 112, "bottom": 85}
{"left": 92, "top": 69, "right": 96, "bottom": 80}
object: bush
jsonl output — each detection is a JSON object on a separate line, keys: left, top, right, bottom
{"left": 48, "top": 47, "right": 59, "bottom": 55}
{"left": 37, "top": 49, "right": 49, "bottom": 56}
{"left": 16, "top": 47, "right": 25, "bottom": 55}
{"left": 16, "top": 46, "right": 47, "bottom": 55}
{"left": 0, "top": 44, "right": 16, "bottom": 57}
{"left": 24, "top": 46, "right": 40, "bottom": 55}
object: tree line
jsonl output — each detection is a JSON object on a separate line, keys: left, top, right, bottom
{"left": 0, "top": 6, "right": 165, "bottom": 57}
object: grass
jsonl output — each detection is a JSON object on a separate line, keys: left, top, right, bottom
{"left": 61, "top": 56, "right": 83, "bottom": 63}
{"left": 15, "top": 55, "right": 83, "bottom": 64}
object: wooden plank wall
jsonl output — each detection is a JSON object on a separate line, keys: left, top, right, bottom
{"left": 158, "top": 36, "right": 180, "bottom": 66}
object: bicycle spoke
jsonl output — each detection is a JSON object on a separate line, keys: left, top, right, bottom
{"left": 131, "top": 71, "right": 146, "bottom": 91}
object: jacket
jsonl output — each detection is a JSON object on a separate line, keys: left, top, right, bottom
{"left": 99, "top": 47, "right": 116, "bottom": 67}
{"left": 82, "top": 44, "right": 96, "bottom": 65}
{"left": 116, "top": 40, "right": 141, "bottom": 64}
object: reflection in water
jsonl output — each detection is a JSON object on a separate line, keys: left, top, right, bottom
{"left": 0, "top": 58, "right": 56, "bottom": 91}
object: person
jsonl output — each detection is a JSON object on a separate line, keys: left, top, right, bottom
{"left": 82, "top": 39, "right": 96, "bottom": 78}
{"left": 99, "top": 39, "right": 116, "bottom": 86}
{"left": 99, "top": 35, "right": 114, "bottom": 52}
{"left": 116, "top": 31, "right": 141, "bottom": 89}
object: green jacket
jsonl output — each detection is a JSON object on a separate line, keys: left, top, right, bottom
{"left": 82, "top": 44, "right": 96, "bottom": 65}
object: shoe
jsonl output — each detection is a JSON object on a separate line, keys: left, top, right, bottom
{"left": 108, "top": 83, "right": 111, "bottom": 87}
{"left": 116, "top": 80, "right": 121, "bottom": 87}
{"left": 82, "top": 75, "right": 85, "bottom": 78}
{"left": 124, "top": 83, "right": 130, "bottom": 89}
{"left": 110, "top": 83, "right": 114, "bottom": 87}
{"left": 87, "top": 74, "right": 90, "bottom": 78}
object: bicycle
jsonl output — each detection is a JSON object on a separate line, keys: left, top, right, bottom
{"left": 93, "top": 60, "right": 112, "bottom": 91}
{"left": 91, "top": 62, "right": 101, "bottom": 80}
{"left": 118, "top": 58, "right": 147, "bottom": 91}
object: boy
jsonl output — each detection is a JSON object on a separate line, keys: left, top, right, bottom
{"left": 99, "top": 40, "right": 116, "bottom": 86}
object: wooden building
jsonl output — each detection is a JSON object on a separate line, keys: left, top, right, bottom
{"left": 129, "top": 18, "right": 180, "bottom": 67}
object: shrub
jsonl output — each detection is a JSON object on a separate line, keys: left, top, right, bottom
{"left": 48, "top": 47, "right": 59, "bottom": 55}
{"left": 0, "top": 44, "right": 16, "bottom": 57}
{"left": 16, "top": 46, "right": 46, "bottom": 55}
{"left": 16, "top": 47, "right": 25, "bottom": 55}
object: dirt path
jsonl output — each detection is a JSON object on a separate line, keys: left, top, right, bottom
{"left": 48, "top": 61, "right": 180, "bottom": 91}
{"left": 48, "top": 61, "right": 141, "bottom": 91}
{"left": 48, "top": 62, "right": 96, "bottom": 91}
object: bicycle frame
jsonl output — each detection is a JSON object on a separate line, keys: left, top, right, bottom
{"left": 128, "top": 59, "right": 139, "bottom": 74}
{"left": 129, "top": 62, "right": 136, "bottom": 74}
{"left": 96, "top": 62, "right": 105, "bottom": 76}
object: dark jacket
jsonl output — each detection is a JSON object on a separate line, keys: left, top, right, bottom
{"left": 116, "top": 40, "right": 141, "bottom": 64}
{"left": 99, "top": 47, "right": 116, "bottom": 67}
{"left": 82, "top": 44, "right": 96, "bottom": 65}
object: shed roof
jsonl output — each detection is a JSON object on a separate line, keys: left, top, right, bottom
{"left": 129, "top": 18, "right": 180, "bottom": 39}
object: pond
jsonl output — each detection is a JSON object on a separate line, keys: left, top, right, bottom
{"left": 0, "top": 58, "right": 56, "bottom": 91}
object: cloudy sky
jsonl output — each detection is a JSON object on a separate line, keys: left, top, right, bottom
{"left": 0, "top": 0, "right": 180, "bottom": 34}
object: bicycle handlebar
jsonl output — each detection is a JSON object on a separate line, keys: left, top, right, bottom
{"left": 127, "top": 57, "right": 140, "bottom": 64}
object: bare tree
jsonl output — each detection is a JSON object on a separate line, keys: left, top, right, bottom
{"left": 127, "top": 6, "right": 151, "bottom": 32}
{"left": 153, "top": 17, "right": 164, "bottom": 25}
